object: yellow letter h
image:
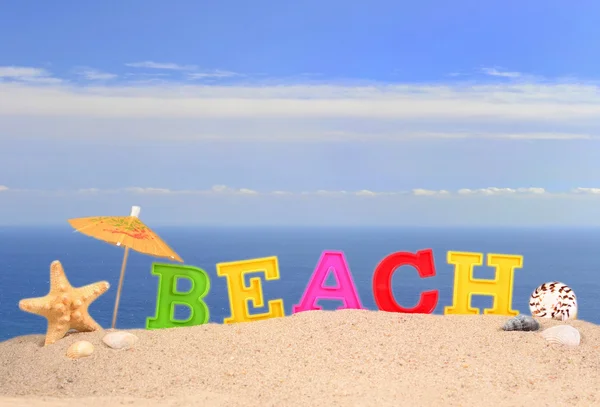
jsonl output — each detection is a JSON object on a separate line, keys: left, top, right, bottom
{"left": 444, "top": 251, "right": 523, "bottom": 316}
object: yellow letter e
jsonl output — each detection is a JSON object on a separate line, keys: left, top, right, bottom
{"left": 216, "top": 256, "right": 285, "bottom": 324}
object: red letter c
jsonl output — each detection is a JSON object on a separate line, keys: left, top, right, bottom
{"left": 372, "top": 249, "right": 439, "bottom": 313}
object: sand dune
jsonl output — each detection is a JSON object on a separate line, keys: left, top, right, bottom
{"left": 1, "top": 310, "right": 599, "bottom": 407}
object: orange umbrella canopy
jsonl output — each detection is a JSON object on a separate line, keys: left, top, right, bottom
{"left": 68, "top": 206, "right": 183, "bottom": 329}
{"left": 68, "top": 208, "right": 183, "bottom": 262}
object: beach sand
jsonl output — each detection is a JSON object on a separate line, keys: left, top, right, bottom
{"left": 1, "top": 310, "right": 599, "bottom": 407}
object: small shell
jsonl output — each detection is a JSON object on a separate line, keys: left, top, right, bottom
{"left": 541, "top": 325, "right": 581, "bottom": 347}
{"left": 102, "top": 331, "right": 138, "bottom": 350}
{"left": 502, "top": 314, "right": 540, "bottom": 331}
{"left": 529, "top": 281, "right": 578, "bottom": 321}
{"left": 66, "top": 340, "right": 94, "bottom": 359}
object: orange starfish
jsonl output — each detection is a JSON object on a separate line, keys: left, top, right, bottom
{"left": 18, "top": 260, "right": 110, "bottom": 346}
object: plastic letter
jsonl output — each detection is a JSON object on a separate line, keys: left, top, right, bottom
{"left": 444, "top": 251, "right": 523, "bottom": 316}
{"left": 216, "top": 256, "right": 284, "bottom": 324}
{"left": 292, "top": 250, "right": 363, "bottom": 313}
{"left": 372, "top": 249, "right": 439, "bottom": 313}
{"left": 146, "top": 263, "right": 211, "bottom": 329}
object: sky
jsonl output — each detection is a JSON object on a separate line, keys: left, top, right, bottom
{"left": 1, "top": 0, "right": 600, "bottom": 226}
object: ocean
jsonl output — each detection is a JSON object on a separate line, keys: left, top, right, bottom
{"left": 1, "top": 226, "right": 598, "bottom": 341}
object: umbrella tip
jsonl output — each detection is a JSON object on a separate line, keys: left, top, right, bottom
{"left": 130, "top": 206, "right": 141, "bottom": 218}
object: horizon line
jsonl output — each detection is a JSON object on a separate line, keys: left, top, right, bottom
{"left": 2, "top": 224, "right": 600, "bottom": 229}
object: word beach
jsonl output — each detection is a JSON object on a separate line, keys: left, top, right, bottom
{"left": 146, "top": 249, "right": 524, "bottom": 329}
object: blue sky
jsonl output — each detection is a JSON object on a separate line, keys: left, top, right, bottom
{"left": 1, "top": 1, "right": 600, "bottom": 226}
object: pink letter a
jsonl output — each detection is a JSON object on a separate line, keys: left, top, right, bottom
{"left": 292, "top": 250, "right": 363, "bottom": 313}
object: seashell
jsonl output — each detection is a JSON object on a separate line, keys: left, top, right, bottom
{"left": 529, "top": 281, "right": 577, "bottom": 321}
{"left": 102, "top": 331, "right": 138, "bottom": 350}
{"left": 66, "top": 340, "right": 94, "bottom": 359}
{"left": 541, "top": 325, "right": 581, "bottom": 347}
{"left": 502, "top": 314, "right": 540, "bottom": 331}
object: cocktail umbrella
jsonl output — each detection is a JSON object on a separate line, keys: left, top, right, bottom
{"left": 68, "top": 206, "right": 183, "bottom": 329}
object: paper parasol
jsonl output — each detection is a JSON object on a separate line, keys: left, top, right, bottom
{"left": 68, "top": 206, "right": 183, "bottom": 329}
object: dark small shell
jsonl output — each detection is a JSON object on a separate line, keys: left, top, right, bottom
{"left": 502, "top": 314, "right": 540, "bottom": 331}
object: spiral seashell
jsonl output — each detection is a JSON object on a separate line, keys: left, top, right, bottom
{"left": 66, "top": 340, "right": 94, "bottom": 359}
{"left": 541, "top": 325, "right": 581, "bottom": 347}
{"left": 502, "top": 314, "right": 540, "bottom": 331}
{"left": 529, "top": 281, "right": 577, "bottom": 321}
{"left": 102, "top": 331, "right": 138, "bottom": 350}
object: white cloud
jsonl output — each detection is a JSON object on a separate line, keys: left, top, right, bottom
{"left": 458, "top": 188, "right": 510, "bottom": 195}
{"left": 75, "top": 67, "right": 117, "bottom": 81}
{"left": 572, "top": 187, "right": 600, "bottom": 194}
{"left": 355, "top": 189, "right": 378, "bottom": 196}
{"left": 19, "top": 77, "right": 63, "bottom": 84}
{"left": 305, "top": 131, "right": 593, "bottom": 142}
{"left": 503, "top": 133, "right": 593, "bottom": 140}
{"left": 311, "top": 190, "right": 348, "bottom": 196}
{"left": 412, "top": 189, "right": 450, "bottom": 196}
{"left": 36, "top": 186, "right": 590, "bottom": 197}
{"left": 481, "top": 67, "right": 522, "bottom": 78}
{"left": 352, "top": 190, "right": 404, "bottom": 196}
{"left": 0, "top": 66, "right": 48, "bottom": 78}
{"left": 0, "top": 185, "right": 8, "bottom": 192}
{"left": 77, "top": 188, "right": 100, "bottom": 194}
{"left": 124, "top": 72, "right": 170, "bottom": 78}
{"left": 197, "top": 185, "right": 259, "bottom": 195}
{"left": 0, "top": 66, "right": 61, "bottom": 84}
{"left": 125, "top": 61, "right": 197, "bottom": 71}
{"left": 457, "top": 187, "right": 547, "bottom": 195}
{"left": 3, "top": 80, "right": 600, "bottom": 122}
{"left": 187, "top": 70, "right": 240, "bottom": 80}
{"left": 323, "top": 190, "right": 398, "bottom": 197}
{"left": 210, "top": 185, "right": 229, "bottom": 193}
{"left": 123, "top": 187, "right": 172, "bottom": 194}
{"left": 77, "top": 185, "right": 260, "bottom": 195}
{"left": 519, "top": 187, "right": 546, "bottom": 194}
{"left": 2, "top": 65, "right": 600, "bottom": 142}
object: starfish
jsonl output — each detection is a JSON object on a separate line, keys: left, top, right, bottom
{"left": 18, "top": 260, "right": 110, "bottom": 346}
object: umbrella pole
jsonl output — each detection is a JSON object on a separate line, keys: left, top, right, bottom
{"left": 111, "top": 246, "right": 130, "bottom": 329}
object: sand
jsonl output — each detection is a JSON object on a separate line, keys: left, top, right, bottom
{"left": 1, "top": 310, "right": 599, "bottom": 407}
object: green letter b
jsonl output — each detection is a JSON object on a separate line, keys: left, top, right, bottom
{"left": 146, "top": 263, "right": 210, "bottom": 329}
